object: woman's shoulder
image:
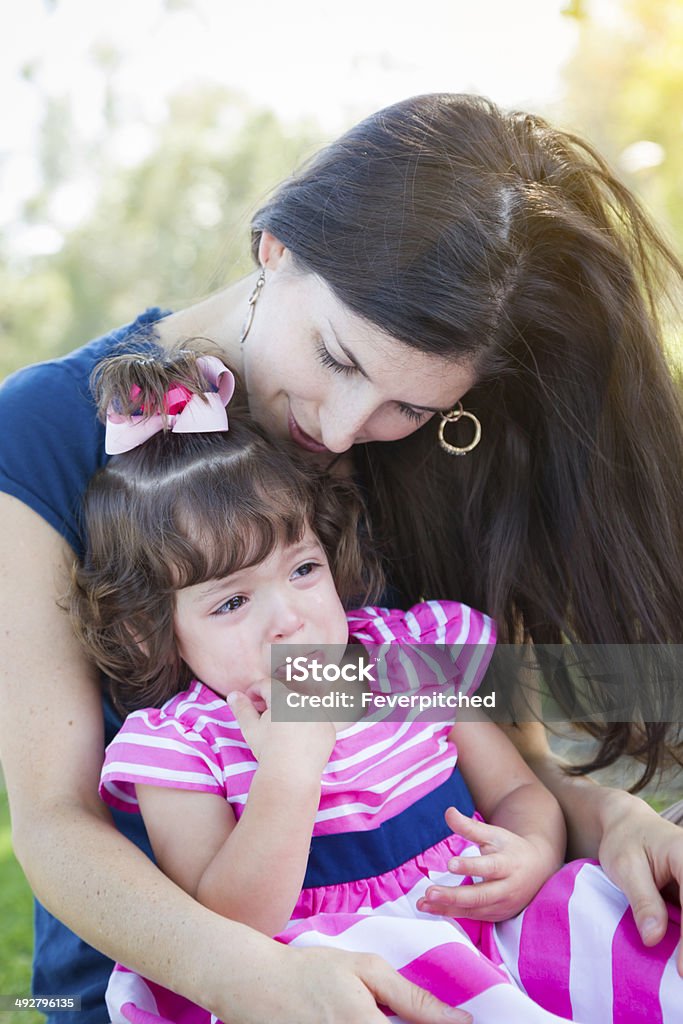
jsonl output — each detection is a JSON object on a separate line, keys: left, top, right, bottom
{"left": 347, "top": 600, "right": 496, "bottom": 645}
{"left": 0, "top": 308, "right": 170, "bottom": 553}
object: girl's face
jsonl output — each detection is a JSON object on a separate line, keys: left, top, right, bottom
{"left": 173, "top": 526, "right": 349, "bottom": 704}
{"left": 241, "top": 234, "right": 478, "bottom": 458}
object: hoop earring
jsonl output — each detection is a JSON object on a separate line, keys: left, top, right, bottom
{"left": 437, "top": 402, "right": 482, "bottom": 456}
{"left": 239, "top": 269, "right": 266, "bottom": 346}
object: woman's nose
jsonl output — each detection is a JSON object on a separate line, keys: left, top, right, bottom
{"left": 319, "top": 395, "right": 376, "bottom": 453}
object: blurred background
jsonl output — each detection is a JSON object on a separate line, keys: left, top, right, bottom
{"left": 1, "top": 0, "right": 682, "bottom": 381}
{"left": 0, "top": 0, "right": 681, "bottom": 1016}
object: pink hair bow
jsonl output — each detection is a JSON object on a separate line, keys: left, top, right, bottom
{"left": 105, "top": 356, "right": 236, "bottom": 455}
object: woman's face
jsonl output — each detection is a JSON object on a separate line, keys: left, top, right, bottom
{"left": 241, "top": 234, "right": 478, "bottom": 458}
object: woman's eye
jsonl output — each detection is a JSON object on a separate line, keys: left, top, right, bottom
{"left": 292, "top": 561, "right": 321, "bottom": 579}
{"left": 398, "top": 404, "right": 430, "bottom": 424}
{"left": 316, "top": 341, "right": 357, "bottom": 377}
{"left": 213, "top": 595, "right": 248, "bottom": 615}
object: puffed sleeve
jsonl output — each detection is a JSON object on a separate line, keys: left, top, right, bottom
{"left": 99, "top": 705, "right": 226, "bottom": 813}
{"left": 347, "top": 600, "right": 496, "bottom": 697}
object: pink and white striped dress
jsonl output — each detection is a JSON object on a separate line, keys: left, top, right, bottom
{"left": 100, "top": 602, "right": 681, "bottom": 1024}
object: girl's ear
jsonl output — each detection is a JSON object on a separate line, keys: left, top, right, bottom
{"left": 257, "top": 230, "right": 289, "bottom": 271}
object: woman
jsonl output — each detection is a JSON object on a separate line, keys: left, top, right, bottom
{"left": 0, "top": 93, "right": 681, "bottom": 1023}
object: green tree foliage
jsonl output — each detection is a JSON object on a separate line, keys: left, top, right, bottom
{"left": 562, "top": 0, "right": 683, "bottom": 369}
{"left": 563, "top": 0, "right": 683, "bottom": 246}
{"left": 1, "top": 85, "right": 321, "bottom": 380}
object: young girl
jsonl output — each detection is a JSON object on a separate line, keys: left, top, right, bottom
{"left": 71, "top": 349, "right": 681, "bottom": 1024}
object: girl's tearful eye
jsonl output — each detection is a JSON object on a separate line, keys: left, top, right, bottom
{"left": 213, "top": 594, "right": 248, "bottom": 616}
{"left": 292, "top": 561, "right": 321, "bottom": 580}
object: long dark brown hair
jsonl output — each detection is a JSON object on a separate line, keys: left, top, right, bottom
{"left": 252, "top": 93, "right": 683, "bottom": 787}
{"left": 70, "top": 349, "right": 383, "bottom": 714}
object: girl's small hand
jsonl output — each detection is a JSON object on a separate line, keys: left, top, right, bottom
{"left": 228, "top": 684, "right": 336, "bottom": 776}
{"left": 416, "top": 806, "right": 558, "bottom": 922}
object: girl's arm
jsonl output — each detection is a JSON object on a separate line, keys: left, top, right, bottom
{"left": 417, "top": 713, "right": 566, "bottom": 922}
{"left": 0, "top": 495, "right": 472, "bottom": 1024}
{"left": 503, "top": 719, "right": 621, "bottom": 858}
{"left": 456, "top": 715, "right": 566, "bottom": 846}
{"left": 135, "top": 696, "right": 332, "bottom": 936}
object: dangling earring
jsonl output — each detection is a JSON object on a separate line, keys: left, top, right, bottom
{"left": 239, "top": 269, "right": 266, "bottom": 346}
{"left": 437, "top": 402, "right": 482, "bottom": 456}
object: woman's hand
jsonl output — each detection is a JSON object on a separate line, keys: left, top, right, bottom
{"left": 259, "top": 945, "right": 472, "bottom": 1024}
{"left": 416, "top": 806, "right": 559, "bottom": 922}
{"left": 596, "top": 790, "right": 683, "bottom": 974}
{"left": 508, "top": 723, "right": 683, "bottom": 974}
{"left": 228, "top": 681, "right": 336, "bottom": 777}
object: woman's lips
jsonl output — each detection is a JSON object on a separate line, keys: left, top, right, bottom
{"left": 288, "top": 411, "right": 330, "bottom": 454}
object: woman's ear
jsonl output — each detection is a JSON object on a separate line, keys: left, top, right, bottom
{"left": 257, "top": 230, "right": 289, "bottom": 271}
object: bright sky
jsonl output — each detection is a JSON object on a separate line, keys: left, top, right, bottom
{"left": 2, "top": 0, "right": 588, "bottom": 253}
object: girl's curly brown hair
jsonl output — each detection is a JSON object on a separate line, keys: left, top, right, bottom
{"left": 70, "top": 348, "right": 384, "bottom": 714}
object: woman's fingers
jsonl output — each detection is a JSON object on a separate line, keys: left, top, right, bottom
{"left": 607, "top": 846, "right": 670, "bottom": 945}
{"left": 607, "top": 844, "right": 683, "bottom": 976}
{"left": 659, "top": 849, "right": 683, "bottom": 975}
{"left": 359, "top": 953, "right": 472, "bottom": 1023}
{"left": 597, "top": 798, "right": 683, "bottom": 974}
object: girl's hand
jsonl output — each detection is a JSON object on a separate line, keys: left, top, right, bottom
{"left": 416, "top": 806, "right": 558, "bottom": 922}
{"left": 597, "top": 791, "right": 683, "bottom": 975}
{"left": 228, "top": 683, "right": 336, "bottom": 777}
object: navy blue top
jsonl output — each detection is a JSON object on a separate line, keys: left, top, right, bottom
{"left": 0, "top": 311, "right": 167, "bottom": 1023}
{"left": 0, "top": 310, "right": 476, "bottom": 1023}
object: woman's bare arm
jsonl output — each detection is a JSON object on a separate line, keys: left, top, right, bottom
{"left": 0, "top": 495, "right": 264, "bottom": 1015}
{"left": 0, "top": 494, "right": 470, "bottom": 1023}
